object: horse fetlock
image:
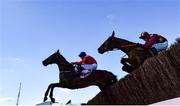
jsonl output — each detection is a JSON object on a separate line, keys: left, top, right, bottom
{"left": 43, "top": 96, "right": 48, "bottom": 102}
{"left": 50, "top": 97, "right": 55, "bottom": 103}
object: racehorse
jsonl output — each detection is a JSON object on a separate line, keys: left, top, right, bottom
{"left": 98, "top": 31, "right": 153, "bottom": 73}
{"left": 42, "top": 50, "right": 117, "bottom": 103}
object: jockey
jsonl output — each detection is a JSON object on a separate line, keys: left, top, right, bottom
{"left": 71, "top": 52, "right": 97, "bottom": 78}
{"left": 139, "top": 32, "right": 168, "bottom": 54}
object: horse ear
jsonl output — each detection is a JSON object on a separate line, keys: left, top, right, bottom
{"left": 111, "top": 31, "right": 115, "bottom": 37}
{"left": 57, "top": 50, "right": 59, "bottom": 53}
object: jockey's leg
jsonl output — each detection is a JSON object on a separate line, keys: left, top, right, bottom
{"left": 81, "top": 64, "right": 97, "bottom": 70}
{"left": 152, "top": 41, "right": 168, "bottom": 52}
{"left": 80, "top": 70, "right": 92, "bottom": 78}
{"left": 80, "top": 64, "right": 97, "bottom": 78}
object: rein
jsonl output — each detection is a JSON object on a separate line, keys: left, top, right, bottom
{"left": 60, "top": 62, "right": 72, "bottom": 66}
{"left": 121, "top": 44, "right": 137, "bottom": 48}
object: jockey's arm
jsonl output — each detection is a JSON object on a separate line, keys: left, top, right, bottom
{"left": 71, "top": 61, "right": 82, "bottom": 65}
{"left": 143, "top": 35, "right": 159, "bottom": 48}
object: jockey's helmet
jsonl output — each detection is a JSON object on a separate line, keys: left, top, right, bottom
{"left": 139, "top": 32, "right": 150, "bottom": 39}
{"left": 79, "top": 52, "right": 87, "bottom": 57}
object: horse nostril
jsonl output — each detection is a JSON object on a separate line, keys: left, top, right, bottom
{"left": 98, "top": 49, "right": 101, "bottom": 53}
{"left": 98, "top": 49, "right": 104, "bottom": 54}
{"left": 42, "top": 61, "right": 47, "bottom": 66}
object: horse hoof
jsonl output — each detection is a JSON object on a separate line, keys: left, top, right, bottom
{"left": 51, "top": 98, "right": 55, "bottom": 103}
{"left": 43, "top": 97, "right": 48, "bottom": 102}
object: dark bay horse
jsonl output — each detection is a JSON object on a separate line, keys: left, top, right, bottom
{"left": 42, "top": 50, "right": 117, "bottom": 103}
{"left": 98, "top": 31, "right": 153, "bottom": 73}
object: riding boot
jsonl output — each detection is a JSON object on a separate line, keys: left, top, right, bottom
{"left": 151, "top": 47, "right": 158, "bottom": 55}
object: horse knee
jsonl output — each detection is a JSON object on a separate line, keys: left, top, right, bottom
{"left": 48, "top": 84, "right": 53, "bottom": 88}
{"left": 121, "top": 58, "right": 127, "bottom": 64}
{"left": 122, "top": 65, "right": 133, "bottom": 73}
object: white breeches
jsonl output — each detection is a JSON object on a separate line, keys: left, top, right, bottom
{"left": 81, "top": 63, "right": 97, "bottom": 71}
{"left": 152, "top": 41, "right": 168, "bottom": 52}
{"left": 80, "top": 63, "right": 97, "bottom": 78}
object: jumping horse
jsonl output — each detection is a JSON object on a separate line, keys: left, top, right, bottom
{"left": 98, "top": 31, "right": 153, "bottom": 73}
{"left": 42, "top": 50, "right": 117, "bottom": 103}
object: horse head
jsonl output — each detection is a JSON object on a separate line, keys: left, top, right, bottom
{"left": 98, "top": 31, "right": 141, "bottom": 55}
{"left": 98, "top": 31, "right": 116, "bottom": 54}
{"left": 42, "top": 50, "right": 73, "bottom": 70}
{"left": 43, "top": 50, "right": 61, "bottom": 66}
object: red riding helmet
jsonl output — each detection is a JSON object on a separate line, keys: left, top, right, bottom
{"left": 139, "top": 32, "right": 150, "bottom": 39}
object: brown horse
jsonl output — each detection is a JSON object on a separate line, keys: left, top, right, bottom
{"left": 98, "top": 31, "right": 153, "bottom": 73}
{"left": 42, "top": 50, "right": 117, "bottom": 103}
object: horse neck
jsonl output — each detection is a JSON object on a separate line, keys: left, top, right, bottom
{"left": 56, "top": 56, "right": 74, "bottom": 72}
{"left": 113, "top": 37, "right": 136, "bottom": 54}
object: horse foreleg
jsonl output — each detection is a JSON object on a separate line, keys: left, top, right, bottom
{"left": 121, "top": 58, "right": 128, "bottom": 64}
{"left": 43, "top": 83, "right": 53, "bottom": 102}
{"left": 122, "top": 64, "right": 134, "bottom": 73}
{"left": 121, "top": 58, "right": 135, "bottom": 73}
{"left": 49, "top": 83, "right": 61, "bottom": 103}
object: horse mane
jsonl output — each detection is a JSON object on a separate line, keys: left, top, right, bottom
{"left": 113, "top": 36, "right": 136, "bottom": 45}
{"left": 58, "top": 52, "right": 71, "bottom": 65}
{"left": 111, "top": 36, "right": 139, "bottom": 54}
